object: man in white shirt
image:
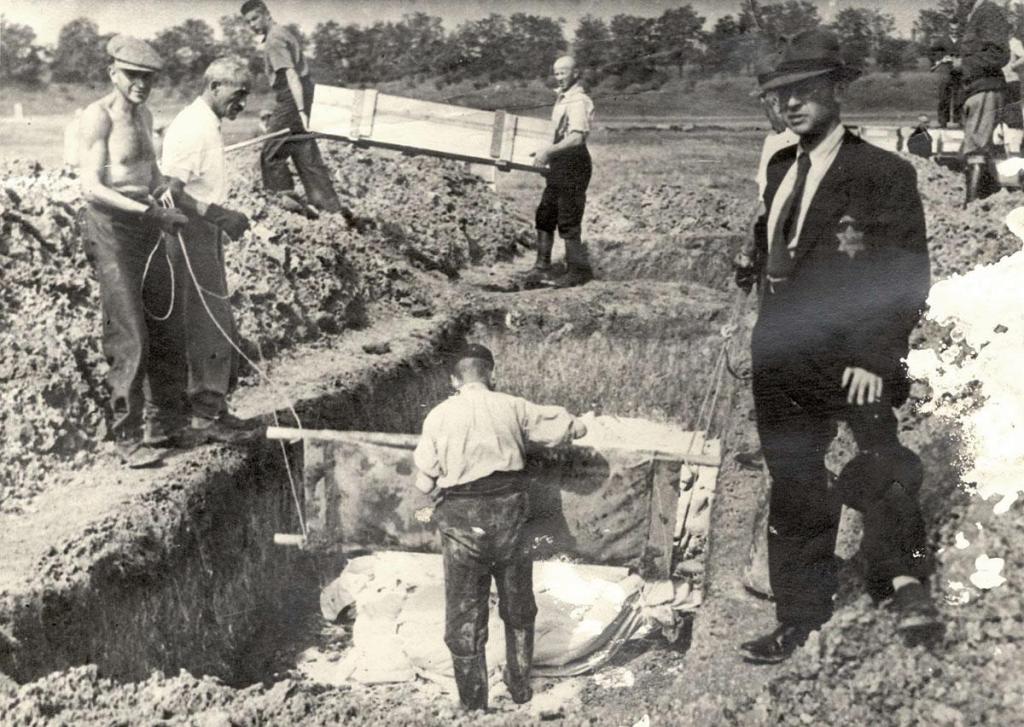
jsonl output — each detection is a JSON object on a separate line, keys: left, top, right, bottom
{"left": 529, "top": 56, "right": 595, "bottom": 288}
{"left": 413, "top": 344, "right": 587, "bottom": 711}
{"left": 161, "top": 57, "right": 259, "bottom": 444}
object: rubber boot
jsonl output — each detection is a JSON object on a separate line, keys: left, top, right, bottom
{"left": 552, "top": 226, "right": 593, "bottom": 288}
{"left": 522, "top": 230, "right": 554, "bottom": 288}
{"left": 503, "top": 627, "right": 534, "bottom": 704}
{"left": 964, "top": 162, "right": 984, "bottom": 207}
{"left": 532, "top": 230, "right": 554, "bottom": 272}
{"left": 451, "top": 653, "right": 488, "bottom": 711}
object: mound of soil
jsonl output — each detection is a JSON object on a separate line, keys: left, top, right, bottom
{"left": 0, "top": 147, "right": 530, "bottom": 513}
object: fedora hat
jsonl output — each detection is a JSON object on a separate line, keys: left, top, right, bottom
{"left": 759, "top": 29, "right": 861, "bottom": 92}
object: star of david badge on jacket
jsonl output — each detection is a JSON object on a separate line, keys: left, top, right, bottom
{"left": 836, "top": 214, "right": 866, "bottom": 259}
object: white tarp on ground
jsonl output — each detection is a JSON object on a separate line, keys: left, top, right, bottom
{"left": 298, "top": 552, "right": 701, "bottom": 687}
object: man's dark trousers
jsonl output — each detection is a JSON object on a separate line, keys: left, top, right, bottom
{"left": 752, "top": 295, "right": 929, "bottom": 627}
{"left": 83, "top": 204, "right": 186, "bottom": 441}
{"left": 262, "top": 75, "right": 342, "bottom": 212}
{"left": 935, "top": 64, "right": 963, "bottom": 127}
{"left": 535, "top": 147, "right": 592, "bottom": 271}
{"left": 436, "top": 473, "right": 536, "bottom": 710}
{"left": 168, "top": 217, "right": 238, "bottom": 421}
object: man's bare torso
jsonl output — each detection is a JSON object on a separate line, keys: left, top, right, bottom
{"left": 84, "top": 91, "right": 158, "bottom": 198}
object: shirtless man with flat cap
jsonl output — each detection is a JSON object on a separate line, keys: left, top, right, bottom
{"left": 79, "top": 35, "right": 190, "bottom": 468}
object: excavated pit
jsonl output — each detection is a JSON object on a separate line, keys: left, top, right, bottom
{"left": 0, "top": 294, "right": 732, "bottom": 694}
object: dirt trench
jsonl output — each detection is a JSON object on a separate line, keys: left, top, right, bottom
{"left": 2, "top": 130, "right": 1018, "bottom": 726}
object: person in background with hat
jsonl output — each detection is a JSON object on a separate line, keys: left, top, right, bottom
{"left": 527, "top": 55, "right": 595, "bottom": 289}
{"left": 160, "top": 57, "right": 262, "bottom": 445}
{"left": 939, "top": 0, "right": 1010, "bottom": 203}
{"left": 413, "top": 344, "right": 588, "bottom": 711}
{"left": 734, "top": 29, "right": 941, "bottom": 665}
{"left": 240, "top": 0, "right": 343, "bottom": 214}
{"left": 79, "top": 35, "right": 191, "bottom": 468}
{"left": 930, "top": 17, "right": 964, "bottom": 129}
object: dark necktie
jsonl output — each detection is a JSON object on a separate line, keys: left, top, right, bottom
{"left": 766, "top": 152, "right": 812, "bottom": 280}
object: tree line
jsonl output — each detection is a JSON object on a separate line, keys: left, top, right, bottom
{"left": 2, "top": 2, "right": 1020, "bottom": 91}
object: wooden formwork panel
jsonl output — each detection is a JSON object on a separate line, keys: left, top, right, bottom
{"left": 309, "top": 85, "right": 552, "bottom": 172}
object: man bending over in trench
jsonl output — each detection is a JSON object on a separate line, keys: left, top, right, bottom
{"left": 79, "top": 35, "right": 190, "bottom": 468}
{"left": 412, "top": 344, "right": 587, "bottom": 711}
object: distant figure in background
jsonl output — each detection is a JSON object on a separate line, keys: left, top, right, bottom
{"left": 78, "top": 35, "right": 189, "bottom": 468}
{"left": 413, "top": 344, "right": 587, "bottom": 712}
{"left": 905, "top": 115, "right": 936, "bottom": 158}
{"left": 528, "top": 55, "right": 595, "bottom": 289}
{"left": 930, "top": 18, "right": 964, "bottom": 128}
{"left": 736, "top": 63, "right": 800, "bottom": 297}
{"left": 945, "top": 0, "right": 1010, "bottom": 204}
{"left": 1003, "top": 33, "right": 1024, "bottom": 112}
{"left": 1001, "top": 32, "right": 1024, "bottom": 151}
{"left": 240, "top": 0, "right": 342, "bottom": 213}
{"left": 161, "top": 57, "right": 261, "bottom": 445}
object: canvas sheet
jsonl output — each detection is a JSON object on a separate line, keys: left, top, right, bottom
{"left": 301, "top": 414, "right": 719, "bottom": 577}
{"left": 299, "top": 552, "right": 701, "bottom": 687}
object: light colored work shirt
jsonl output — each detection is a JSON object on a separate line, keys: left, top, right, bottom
{"left": 414, "top": 382, "right": 577, "bottom": 488}
{"left": 161, "top": 97, "right": 226, "bottom": 206}
{"left": 551, "top": 83, "right": 594, "bottom": 144}
{"left": 766, "top": 122, "right": 845, "bottom": 255}
{"left": 756, "top": 128, "right": 800, "bottom": 199}
{"left": 262, "top": 22, "right": 310, "bottom": 84}
{"left": 1003, "top": 36, "right": 1024, "bottom": 82}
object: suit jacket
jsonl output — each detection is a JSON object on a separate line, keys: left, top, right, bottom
{"left": 753, "top": 131, "right": 930, "bottom": 382}
{"left": 959, "top": 0, "right": 1010, "bottom": 97}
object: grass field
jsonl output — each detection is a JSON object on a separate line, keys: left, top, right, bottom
{"left": 0, "top": 68, "right": 940, "bottom": 169}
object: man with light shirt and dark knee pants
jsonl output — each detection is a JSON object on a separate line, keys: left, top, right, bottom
{"left": 413, "top": 344, "right": 587, "bottom": 711}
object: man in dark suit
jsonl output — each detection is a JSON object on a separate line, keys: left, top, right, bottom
{"left": 733, "top": 30, "right": 942, "bottom": 665}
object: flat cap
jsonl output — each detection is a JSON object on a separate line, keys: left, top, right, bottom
{"left": 107, "top": 35, "right": 164, "bottom": 73}
{"left": 452, "top": 343, "right": 495, "bottom": 368}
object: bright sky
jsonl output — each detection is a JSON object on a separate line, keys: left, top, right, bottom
{"left": 3, "top": 1, "right": 936, "bottom": 45}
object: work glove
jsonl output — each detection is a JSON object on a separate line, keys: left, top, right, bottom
{"left": 152, "top": 177, "right": 185, "bottom": 204}
{"left": 205, "top": 204, "right": 250, "bottom": 240}
{"left": 144, "top": 204, "right": 189, "bottom": 234}
{"left": 733, "top": 251, "right": 758, "bottom": 294}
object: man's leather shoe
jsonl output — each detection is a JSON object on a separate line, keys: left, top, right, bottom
{"left": 734, "top": 448, "right": 764, "bottom": 469}
{"left": 181, "top": 415, "right": 262, "bottom": 446}
{"left": 116, "top": 439, "right": 166, "bottom": 469}
{"left": 549, "top": 268, "right": 593, "bottom": 289}
{"left": 739, "top": 622, "right": 815, "bottom": 664}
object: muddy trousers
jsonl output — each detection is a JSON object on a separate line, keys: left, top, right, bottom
{"left": 752, "top": 324, "right": 928, "bottom": 627}
{"left": 82, "top": 204, "right": 186, "bottom": 441}
{"left": 437, "top": 475, "right": 537, "bottom": 710}
{"left": 261, "top": 77, "right": 342, "bottom": 213}
{"left": 167, "top": 218, "right": 239, "bottom": 421}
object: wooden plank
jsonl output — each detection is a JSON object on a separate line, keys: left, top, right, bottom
{"left": 309, "top": 83, "right": 551, "bottom": 172}
{"left": 267, "top": 426, "right": 723, "bottom": 467}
